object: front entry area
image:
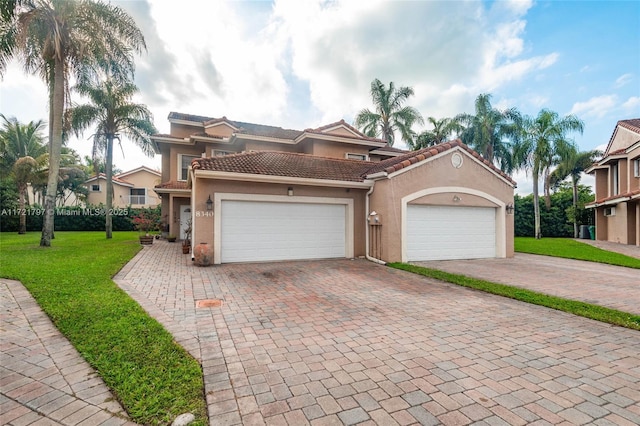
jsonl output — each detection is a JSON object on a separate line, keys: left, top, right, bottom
{"left": 219, "top": 200, "right": 347, "bottom": 263}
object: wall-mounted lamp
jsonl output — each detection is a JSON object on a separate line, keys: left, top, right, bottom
{"left": 453, "top": 195, "right": 461, "bottom": 203}
{"left": 369, "top": 211, "right": 380, "bottom": 224}
{"left": 506, "top": 203, "right": 514, "bottom": 215}
{"left": 206, "top": 195, "right": 213, "bottom": 211}
{"left": 288, "top": 187, "right": 294, "bottom": 196}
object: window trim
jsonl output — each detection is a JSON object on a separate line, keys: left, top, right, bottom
{"left": 178, "top": 154, "right": 199, "bottom": 182}
{"left": 634, "top": 158, "right": 640, "bottom": 178}
{"left": 345, "top": 152, "right": 368, "bottom": 161}
{"left": 91, "top": 184, "right": 101, "bottom": 192}
{"left": 611, "top": 163, "right": 619, "bottom": 195}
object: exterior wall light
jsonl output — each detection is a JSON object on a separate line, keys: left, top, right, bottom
{"left": 506, "top": 203, "right": 515, "bottom": 215}
{"left": 288, "top": 187, "right": 294, "bottom": 196}
{"left": 206, "top": 195, "right": 213, "bottom": 211}
{"left": 453, "top": 195, "right": 461, "bottom": 202}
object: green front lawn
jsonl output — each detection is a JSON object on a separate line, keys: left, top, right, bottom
{"left": 515, "top": 237, "right": 640, "bottom": 269}
{"left": 0, "top": 232, "right": 206, "bottom": 426}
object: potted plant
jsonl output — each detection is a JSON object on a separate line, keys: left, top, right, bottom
{"left": 133, "top": 210, "right": 159, "bottom": 245}
{"left": 167, "top": 235, "right": 177, "bottom": 243}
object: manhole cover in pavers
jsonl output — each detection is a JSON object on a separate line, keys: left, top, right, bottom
{"left": 196, "top": 299, "right": 224, "bottom": 308}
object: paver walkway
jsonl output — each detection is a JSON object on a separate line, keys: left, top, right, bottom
{"left": 414, "top": 253, "right": 640, "bottom": 315}
{"left": 0, "top": 279, "right": 135, "bottom": 426}
{"left": 115, "top": 241, "right": 640, "bottom": 425}
{"left": 575, "top": 239, "right": 640, "bottom": 259}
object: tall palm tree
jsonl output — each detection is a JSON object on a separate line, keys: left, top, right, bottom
{"left": 354, "top": 78, "right": 424, "bottom": 147}
{"left": 550, "top": 148, "right": 601, "bottom": 238}
{"left": 455, "top": 93, "right": 522, "bottom": 174}
{"left": 67, "top": 77, "right": 156, "bottom": 238}
{"left": 517, "top": 109, "right": 584, "bottom": 239}
{"left": 1, "top": 0, "right": 146, "bottom": 246}
{"left": 412, "top": 116, "right": 463, "bottom": 149}
{"left": 0, "top": 114, "right": 47, "bottom": 174}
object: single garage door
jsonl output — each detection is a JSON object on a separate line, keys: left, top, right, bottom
{"left": 407, "top": 205, "right": 496, "bottom": 261}
{"left": 221, "top": 200, "right": 346, "bottom": 263}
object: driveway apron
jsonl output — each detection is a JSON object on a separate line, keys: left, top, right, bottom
{"left": 115, "top": 241, "right": 640, "bottom": 425}
{"left": 414, "top": 253, "right": 640, "bottom": 316}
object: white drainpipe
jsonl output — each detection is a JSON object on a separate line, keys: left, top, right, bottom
{"left": 365, "top": 176, "right": 386, "bottom": 265}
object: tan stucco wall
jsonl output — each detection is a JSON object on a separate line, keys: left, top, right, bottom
{"left": 369, "top": 149, "right": 515, "bottom": 263}
{"left": 309, "top": 140, "right": 369, "bottom": 159}
{"left": 115, "top": 169, "right": 161, "bottom": 207}
{"left": 191, "top": 177, "right": 367, "bottom": 261}
{"left": 170, "top": 123, "right": 202, "bottom": 138}
{"left": 86, "top": 178, "right": 130, "bottom": 207}
{"left": 204, "top": 123, "right": 235, "bottom": 138}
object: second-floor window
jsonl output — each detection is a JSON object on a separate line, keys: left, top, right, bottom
{"left": 612, "top": 163, "right": 619, "bottom": 195}
{"left": 346, "top": 153, "right": 368, "bottom": 161}
{"left": 634, "top": 158, "right": 640, "bottom": 178}
{"left": 179, "top": 154, "right": 198, "bottom": 181}
{"left": 91, "top": 184, "right": 101, "bottom": 192}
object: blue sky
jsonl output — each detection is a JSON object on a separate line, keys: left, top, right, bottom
{"left": 1, "top": 0, "right": 638, "bottom": 194}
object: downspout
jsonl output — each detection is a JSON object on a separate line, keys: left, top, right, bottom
{"left": 365, "top": 176, "right": 386, "bottom": 265}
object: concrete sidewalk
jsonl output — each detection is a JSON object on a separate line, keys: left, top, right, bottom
{"left": 0, "top": 278, "right": 136, "bottom": 426}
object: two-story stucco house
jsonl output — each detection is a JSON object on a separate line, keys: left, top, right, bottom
{"left": 85, "top": 166, "right": 161, "bottom": 208}
{"left": 586, "top": 119, "right": 640, "bottom": 246}
{"left": 151, "top": 112, "right": 516, "bottom": 264}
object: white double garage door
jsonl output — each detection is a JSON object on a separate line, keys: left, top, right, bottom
{"left": 219, "top": 199, "right": 496, "bottom": 263}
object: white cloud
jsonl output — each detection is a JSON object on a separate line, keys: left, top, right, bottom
{"left": 621, "top": 96, "right": 640, "bottom": 115}
{"left": 569, "top": 95, "right": 617, "bottom": 119}
{"left": 614, "top": 73, "right": 633, "bottom": 88}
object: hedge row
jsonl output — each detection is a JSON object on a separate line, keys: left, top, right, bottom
{"left": 0, "top": 205, "right": 161, "bottom": 233}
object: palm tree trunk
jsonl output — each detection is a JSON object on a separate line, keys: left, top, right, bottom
{"left": 18, "top": 185, "right": 26, "bottom": 234}
{"left": 105, "top": 135, "right": 113, "bottom": 239}
{"left": 533, "top": 173, "right": 542, "bottom": 239}
{"left": 40, "top": 58, "right": 64, "bottom": 247}
{"left": 572, "top": 177, "right": 579, "bottom": 239}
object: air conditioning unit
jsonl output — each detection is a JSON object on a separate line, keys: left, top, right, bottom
{"left": 604, "top": 207, "right": 616, "bottom": 217}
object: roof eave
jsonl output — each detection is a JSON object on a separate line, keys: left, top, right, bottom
{"left": 193, "top": 169, "right": 373, "bottom": 189}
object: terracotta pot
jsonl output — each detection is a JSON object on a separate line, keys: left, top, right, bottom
{"left": 182, "top": 244, "right": 190, "bottom": 254}
{"left": 193, "top": 242, "right": 213, "bottom": 266}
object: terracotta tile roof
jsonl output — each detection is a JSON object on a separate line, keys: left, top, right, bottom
{"left": 192, "top": 151, "right": 373, "bottom": 182}
{"left": 588, "top": 188, "right": 640, "bottom": 206}
{"left": 311, "top": 119, "right": 364, "bottom": 136}
{"left": 155, "top": 181, "right": 189, "bottom": 190}
{"left": 86, "top": 173, "right": 133, "bottom": 186}
{"left": 191, "top": 132, "right": 226, "bottom": 140}
{"left": 168, "top": 112, "right": 214, "bottom": 123}
{"left": 608, "top": 148, "right": 627, "bottom": 156}
{"left": 371, "top": 146, "right": 408, "bottom": 153}
{"left": 191, "top": 140, "right": 516, "bottom": 186}
{"left": 618, "top": 118, "right": 640, "bottom": 134}
{"left": 365, "top": 140, "right": 517, "bottom": 185}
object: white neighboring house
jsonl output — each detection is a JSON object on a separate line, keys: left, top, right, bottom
{"left": 85, "top": 166, "right": 161, "bottom": 208}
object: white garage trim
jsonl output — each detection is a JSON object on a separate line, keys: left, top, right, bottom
{"left": 401, "top": 187, "right": 507, "bottom": 262}
{"left": 214, "top": 193, "right": 354, "bottom": 264}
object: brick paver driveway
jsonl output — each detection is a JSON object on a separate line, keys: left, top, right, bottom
{"left": 115, "top": 242, "right": 640, "bottom": 425}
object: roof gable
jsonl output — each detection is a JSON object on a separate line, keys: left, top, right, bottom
{"left": 604, "top": 118, "right": 640, "bottom": 156}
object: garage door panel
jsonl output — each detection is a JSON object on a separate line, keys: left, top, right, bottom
{"left": 221, "top": 200, "right": 346, "bottom": 263}
{"left": 407, "top": 205, "right": 496, "bottom": 261}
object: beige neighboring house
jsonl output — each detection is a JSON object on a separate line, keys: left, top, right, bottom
{"left": 152, "top": 112, "right": 515, "bottom": 264}
{"left": 586, "top": 119, "right": 640, "bottom": 246}
{"left": 85, "top": 166, "right": 161, "bottom": 208}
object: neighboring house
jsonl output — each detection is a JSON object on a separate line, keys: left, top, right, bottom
{"left": 586, "top": 119, "right": 640, "bottom": 246}
{"left": 85, "top": 166, "right": 161, "bottom": 208}
{"left": 152, "top": 112, "right": 515, "bottom": 264}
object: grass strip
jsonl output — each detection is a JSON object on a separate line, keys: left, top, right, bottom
{"left": 515, "top": 237, "right": 640, "bottom": 269}
{"left": 0, "top": 232, "right": 207, "bottom": 425}
{"left": 387, "top": 262, "right": 640, "bottom": 331}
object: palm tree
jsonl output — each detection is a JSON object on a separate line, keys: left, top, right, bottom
{"left": 1, "top": 0, "right": 146, "bottom": 246}
{"left": 412, "top": 116, "right": 463, "bottom": 149}
{"left": 12, "top": 156, "right": 39, "bottom": 233}
{"left": 354, "top": 78, "right": 424, "bottom": 147}
{"left": 550, "top": 148, "right": 601, "bottom": 238}
{"left": 455, "top": 94, "right": 522, "bottom": 174}
{"left": 517, "top": 109, "right": 584, "bottom": 239}
{"left": 67, "top": 77, "right": 156, "bottom": 238}
{"left": 0, "top": 114, "right": 47, "bottom": 174}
